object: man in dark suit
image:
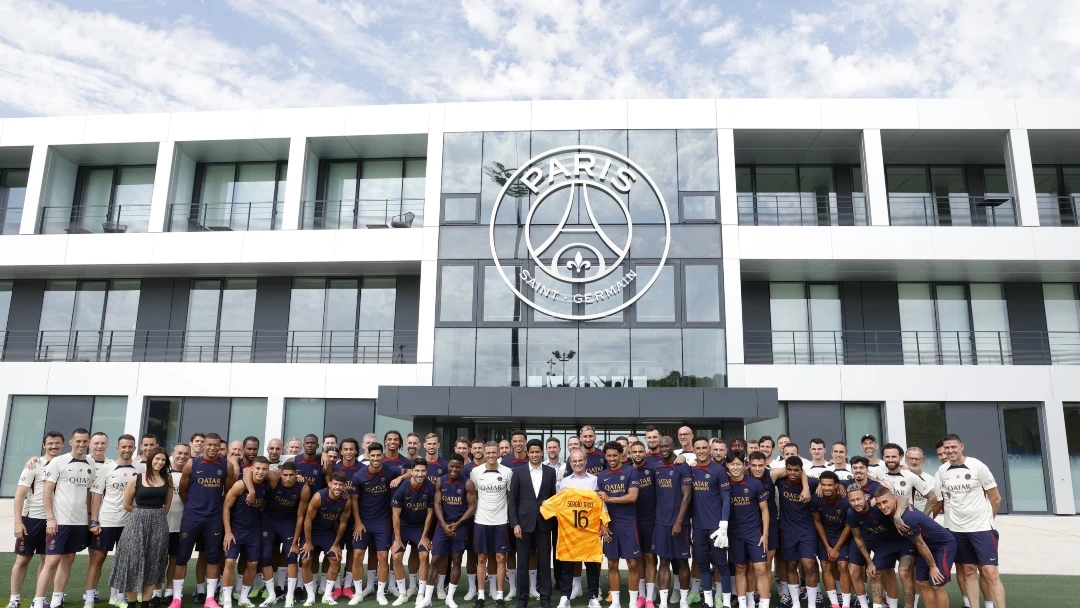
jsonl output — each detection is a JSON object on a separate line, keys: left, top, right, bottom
{"left": 508, "top": 438, "right": 558, "bottom": 608}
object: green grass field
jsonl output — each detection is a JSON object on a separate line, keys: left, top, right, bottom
{"left": 0, "top": 555, "right": 1073, "bottom": 607}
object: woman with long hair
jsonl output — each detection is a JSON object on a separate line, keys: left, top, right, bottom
{"left": 110, "top": 446, "right": 172, "bottom": 608}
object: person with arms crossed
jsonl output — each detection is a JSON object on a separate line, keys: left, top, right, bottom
{"left": 508, "top": 440, "right": 558, "bottom": 608}
{"left": 596, "top": 442, "right": 641, "bottom": 608}
{"left": 933, "top": 434, "right": 1005, "bottom": 608}
{"left": 86, "top": 434, "right": 140, "bottom": 608}
{"left": 170, "top": 432, "right": 238, "bottom": 608}
{"left": 9, "top": 431, "right": 65, "bottom": 608}
{"left": 628, "top": 441, "right": 657, "bottom": 608}
{"left": 429, "top": 453, "right": 478, "bottom": 608}
{"left": 722, "top": 452, "right": 770, "bottom": 608}
{"left": 468, "top": 442, "right": 513, "bottom": 608}
{"left": 688, "top": 437, "right": 731, "bottom": 608}
{"left": 300, "top": 472, "right": 351, "bottom": 606}
{"left": 874, "top": 490, "right": 955, "bottom": 608}
{"left": 33, "top": 428, "right": 95, "bottom": 608}
{"left": 810, "top": 472, "right": 852, "bottom": 608}
{"left": 389, "top": 460, "right": 435, "bottom": 607}
{"left": 222, "top": 457, "right": 271, "bottom": 608}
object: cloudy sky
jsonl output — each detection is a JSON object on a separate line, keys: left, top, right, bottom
{"left": 0, "top": 0, "right": 1077, "bottom": 118}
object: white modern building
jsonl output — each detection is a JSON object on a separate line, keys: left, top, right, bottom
{"left": 0, "top": 99, "right": 1078, "bottom": 516}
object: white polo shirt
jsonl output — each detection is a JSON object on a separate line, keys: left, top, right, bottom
{"left": 91, "top": 461, "right": 139, "bottom": 527}
{"left": 936, "top": 457, "right": 998, "bottom": 532}
{"left": 470, "top": 464, "right": 512, "bottom": 526}
{"left": 44, "top": 454, "right": 96, "bottom": 526}
{"left": 558, "top": 471, "right": 598, "bottom": 492}
{"left": 17, "top": 457, "right": 52, "bottom": 520}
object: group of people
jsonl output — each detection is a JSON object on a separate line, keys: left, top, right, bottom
{"left": 10, "top": 425, "right": 1006, "bottom": 608}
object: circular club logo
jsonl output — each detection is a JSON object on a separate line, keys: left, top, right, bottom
{"left": 489, "top": 145, "right": 670, "bottom": 321}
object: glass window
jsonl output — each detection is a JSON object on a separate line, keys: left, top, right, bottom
{"left": 403, "top": 159, "right": 426, "bottom": 227}
{"left": 101, "top": 280, "right": 140, "bottom": 362}
{"left": 483, "top": 265, "right": 522, "bottom": 323}
{"left": 1043, "top": 284, "right": 1080, "bottom": 364}
{"left": 0, "top": 281, "right": 11, "bottom": 336}
{"left": 482, "top": 132, "right": 531, "bottom": 225}
{"left": 219, "top": 279, "right": 256, "bottom": 362}
{"left": 635, "top": 264, "right": 675, "bottom": 323}
{"left": 475, "top": 328, "right": 526, "bottom": 387}
{"left": 904, "top": 402, "right": 947, "bottom": 457}
{"left": 439, "top": 265, "right": 475, "bottom": 323}
{"left": 681, "top": 328, "right": 726, "bottom": 387}
{"left": 69, "top": 281, "right": 106, "bottom": 362}
{"left": 433, "top": 328, "right": 476, "bottom": 385}
{"left": 970, "top": 284, "right": 1010, "bottom": 364}
{"left": 443, "top": 195, "right": 478, "bottom": 223}
{"left": 681, "top": 194, "right": 718, "bottom": 221}
{"left": 630, "top": 328, "right": 682, "bottom": 387}
{"left": 321, "top": 161, "right": 358, "bottom": 230}
{"left": 1, "top": 169, "right": 29, "bottom": 235}
{"left": 676, "top": 130, "right": 719, "bottom": 192}
{"left": 745, "top": 401, "right": 788, "bottom": 445}
{"left": 228, "top": 398, "right": 268, "bottom": 447}
{"left": 578, "top": 329, "right": 629, "bottom": 387}
{"left": 898, "top": 283, "right": 936, "bottom": 364}
{"left": 359, "top": 278, "right": 397, "bottom": 331}
{"left": 843, "top": 403, "right": 882, "bottom": 457}
{"left": 809, "top": 284, "right": 842, "bottom": 364}
{"left": 628, "top": 130, "right": 677, "bottom": 223}
{"left": 1064, "top": 404, "right": 1080, "bottom": 513}
{"left": 284, "top": 398, "right": 326, "bottom": 443}
{"left": 38, "top": 281, "right": 77, "bottom": 361}
{"left": 442, "top": 133, "right": 483, "bottom": 194}
{"left": 936, "top": 285, "right": 972, "bottom": 364}
{"left": 532, "top": 271, "right": 573, "bottom": 323}
{"left": 770, "top": 283, "right": 808, "bottom": 364}
{"left": 235, "top": 163, "right": 278, "bottom": 203}
{"left": 73, "top": 168, "right": 114, "bottom": 232}
{"left": 528, "top": 131, "right": 579, "bottom": 226}
{"left": 288, "top": 278, "right": 327, "bottom": 362}
{"left": 526, "top": 327, "right": 578, "bottom": 387}
{"left": 144, "top": 398, "right": 180, "bottom": 449}
{"left": 91, "top": 396, "right": 128, "bottom": 458}
{"left": 1002, "top": 406, "right": 1047, "bottom": 512}
{"left": 324, "top": 279, "right": 358, "bottom": 363}
{"left": 1, "top": 396, "right": 48, "bottom": 496}
{"left": 115, "top": 166, "right": 155, "bottom": 208}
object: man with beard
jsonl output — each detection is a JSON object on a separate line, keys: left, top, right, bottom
{"left": 267, "top": 439, "right": 285, "bottom": 471}
{"left": 350, "top": 443, "right": 394, "bottom": 606}
{"left": 689, "top": 438, "right": 731, "bottom": 608}
{"left": 300, "top": 473, "right": 351, "bottom": 606}
{"left": 428, "top": 454, "right": 477, "bottom": 608}
{"left": 597, "top": 442, "right": 640, "bottom": 608}
{"left": 86, "top": 435, "right": 139, "bottom": 608}
{"left": 874, "top": 490, "right": 953, "bottom": 608}
{"left": 10, "top": 432, "right": 65, "bottom": 608}
{"left": 874, "top": 444, "right": 937, "bottom": 608}
{"left": 652, "top": 437, "right": 692, "bottom": 608}
{"left": 629, "top": 441, "right": 657, "bottom": 608}
{"left": 643, "top": 427, "right": 663, "bottom": 469}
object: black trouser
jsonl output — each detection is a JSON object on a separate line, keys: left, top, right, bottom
{"left": 516, "top": 528, "right": 552, "bottom": 608}
{"left": 556, "top": 560, "right": 599, "bottom": 600}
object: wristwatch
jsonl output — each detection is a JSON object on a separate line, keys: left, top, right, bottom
{"left": 90, "top": 519, "right": 100, "bottom": 527}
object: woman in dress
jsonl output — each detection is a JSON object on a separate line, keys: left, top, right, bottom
{"left": 110, "top": 446, "right": 172, "bottom": 608}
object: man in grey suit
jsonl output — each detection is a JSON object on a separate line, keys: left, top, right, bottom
{"left": 508, "top": 439, "right": 558, "bottom": 608}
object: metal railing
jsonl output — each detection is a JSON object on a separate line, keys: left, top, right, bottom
{"left": 167, "top": 201, "right": 283, "bottom": 232}
{"left": 888, "top": 195, "right": 1017, "bottom": 227}
{"left": 744, "top": 330, "right": 1080, "bottom": 365}
{"left": 300, "top": 199, "right": 425, "bottom": 230}
{"left": 0, "top": 330, "right": 417, "bottom": 364}
{"left": 0, "top": 206, "right": 21, "bottom": 235}
{"left": 37, "top": 204, "right": 152, "bottom": 234}
{"left": 737, "top": 194, "right": 869, "bottom": 226}
{"left": 1036, "top": 195, "right": 1080, "bottom": 227}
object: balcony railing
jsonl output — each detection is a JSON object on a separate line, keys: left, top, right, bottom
{"left": 888, "top": 195, "right": 1016, "bottom": 227}
{"left": 0, "top": 330, "right": 417, "bottom": 364}
{"left": 745, "top": 330, "right": 1080, "bottom": 365}
{"left": 0, "top": 206, "right": 21, "bottom": 235}
{"left": 300, "top": 199, "right": 424, "bottom": 230}
{"left": 37, "top": 204, "right": 152, "bottom": 234}
{"left": 167, "top": 201, "right": 282, "bottom": 232}
{"left": 737, "top": 194, "right": 868, "bottom": 226}
{"left": 1036, "top": 195, "right": 1080, "bottom": 227}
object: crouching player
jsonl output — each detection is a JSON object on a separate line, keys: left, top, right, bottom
{"left": 873, "top": 490, "right": 955, "bottom": 608}
{"left": 300, "top": 472, "right": 351, "bottom": 606}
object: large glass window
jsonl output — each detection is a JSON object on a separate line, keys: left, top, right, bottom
{"left": 1002, "top": 406, "right": 1048, "bottom": 512}
{"left": 313, "top": 158, "right": 425, "bottom": 229}
{"left": 143, "top": 398, "right": 180, "bottom": 454}
{"left": 482, "top": 132, "right": 531, "bottom": 225}
{"left": 634, "top": 264, "right": 675, "bottom": 323}
{"left": 745, "top": 401, "right": 788, "bottom": 445}
{"left": 228, "top": 398, "right": 268, "bottom": 444}
{"left": 90, "top": 396, "right": 128, "bottom": 459}
{"left": 180, "top": 162, "right": 286, "bottom": 231}
{"left": 525, "top": 327, "right": 578, "bottom": 387}
{"left": 1, "top": 168, "right": 29, "bottom": 235}
{"left": 1065, "top": 404, "right": 1080, "bottom": 513}
{"left": 770, "top": 283, "right": 841, "bottom": 364}
{"left": 843, "top": 403, "right": 882, "bottom": 456}
{"left": 439, "top": 265, "right": 476, "bottom": 323}
{"left": 482, "top": 265, "right": 522, "bottom": 323}
{"left": 684, "top": 264, "right": 721, "bottom": 323}
{"left": 899, "top": 283, "right": 1010, "bottom": 365}
{"left": 284, "top": 399, "right": 328, "bottom": 444}
{"left": 578, "top": 329, "right": 630, "bottom": 387}
{"left": 681, "top": 328, "right": 726, "bottom": 387}
{"left": 143, "top": 397, "right": 267, "bottom": 448}
{"left": 37, "top": 280, "right": 140, "bottom": 362}
{"left": 1043, "top": 284, "right": 1080, "bottom": 364}
{"left": 0, "top": 281, "right": 11, "bottom": 347}
{"left": 475, "top": 328, "right": 525, "bottom": 387}
{"left": 1, "top": 396, "right": 48, "bottom": 496}
{"left": 186, "top": 279, "right": 256, "bottom": 362}
{"left": 628, "top": 130, "right": 677, "bottom": 223}
{"left": 433, "top": 328, "right": 476, "bottom": 385}
{"left": 904, "top": 402, "right": 947, "bottom": 457}
{"left": 630, "top": 328, "right": 682, "bottom": 387}
{"left": 287, "top": 277, "right": 398, "bottom": 363}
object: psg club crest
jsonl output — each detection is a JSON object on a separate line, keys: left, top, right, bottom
{"left": 489, "top": 145, "right": 671, "bottom": 321}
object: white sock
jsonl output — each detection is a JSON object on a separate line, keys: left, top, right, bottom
{"left": 886, "top": 598, "right": 898, "bottom": 608}
{"left": 985, "top": 603, "right": 995, "bottom": 608}
{"left": 745, "top": 593, "right": 754, "bottom": 608}
{"left": 680, "top": 589, "right": 688, "bottom": 604}
{"left": 788, "top": 584, "right": 802, "bottom": 608}
{"left": 208, "top": 579, "right": 220, "bottom": 599}
{"left": 396, "top": 580, "right": 406, "bottom": 596}
{"left": 573, "top": 577, "right": 582, "bottom": 591}
{"left": 287, "top": 578, "right": 298, "bottom": 600}
{"left": 304, "top": 581, "right": 316, "bottom": 597}
{"left": 807, "top": 588, "right": 818, "bottom": 608}
{"left": 629, "top": 591, "right": 639, "bottom": 607}
{"left": 9, "top": 596, "right": 19, "bottom": 604}
{"left": 703, "top": 590, "right": 713, "bottom": 607}
{"left": 33, "top": 599, "right": 46, "bottom": 608}
{"left": 344, "top": 572, "right": 353, "bottom": 587}
{"left": 507, "top": 570, "right": 517, "bottom": 593}
{"left": 409, "top": 574, "right": 418, "bottom": 590}
{"left": 377, "top": 582, "right": 387, "bottom": 597}
{"left": 51, "top": 594, "right": 63, "bottom": 607}
{"left": 873, "top": 602, "right": 882, "bottom": 608}
{"left": 198, "top": 583, "right": 207, "bottom": 594}
{"left": 467, "top": 574, "right": 477, "bottom": 593}
{"left": 319, "top": 574, "right": 327, "bottom": 594}
{"left": 153, "top": 589, "right": 163, "bottom": 599}
{"left": 660, "top": 590, "right": 669, "bottom": 606}
{"left": 324, "top": 581, "right": 337, "bottom": 599}
{"left": 612, "top": 590, "right": 621, "bottom": 606}
{"left": 418, "top": 582, "right": 426, "bottom": 598}
{"left": 448, "top": 583, "right": 458, "bottom": 599}
{"left": 495, "top": 590, "right": 503, "bottom": 601}
{"left": 478, "top": 587, "right": 486, "bottom": 601}
{"left": 962, "top": 600, "right": 970, "bottom": 608}
{"left": 367, "top": 571, "right": 378, "bottom": 592}
{"left": 827, "top": 590, "right": 838, "bottom": 606}
{"left": 723, "top": 593, "right": 731, "bottom": 608}
{"left": 842, "top": 593, "right": 851, "bottom": 608}
{"left": 439, "top": 575, "right": 447, "bottom": 590}
{"left": 857, "top": 595, "right": 868, "bottom": 608}
{"left": 738, "top": 597, "right": 746, "bottom": 608}
{"left": 240, "top": 586, "right": 251, "bottom": 602}
{"left": 424, "top": 586, "right": 434, "bottom": 603}
{"left": 639, "top": 580, "right": 646, "bottom": 597}
{"left": 647, "top": 583, "right": 655, "bottom": 602}
{"left": 223, "top": 587, "right": 234, "bottom": 606}
{"left": 353, "top": 580, "right": 364, "bottom": 596}
{"left": 278, "top": 568, "right": 288, "bottom": 588}
{"left": 265, "top": 585, "right": 278, "bottom": 601}
{"left": 758, "top": 600, "right": 769, "bottom": 608}
{"left": 529, "top": 570, "right": 537, "bottom": 593}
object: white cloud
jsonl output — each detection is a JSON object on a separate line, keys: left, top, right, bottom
{"left": 700, "top": 20, "right": 739, "bottom": 46}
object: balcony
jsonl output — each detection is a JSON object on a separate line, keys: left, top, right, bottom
{"left": 1036, "top": 195, "right": 1080, "bottom": 227}
{"left": 167, "top": 201, "right": 283, "bottom": 232}
{"left": 300, "top": 198, "right": 424, "bottom": 230}
{"left": 0, "top": 330, "right": 417, "bottom": 364}
{"left": 745, "top": 330, "right": 1079, "bottom": 365}
{"left": 887, "top": 195, "right": 1016, "bottom": 227}
{"left": 737, "top": 194, "right": 868, "bottom": 226}
{"left": 1, "top": 206, "right": 22, "bottom": 235}
{"left": 37, "top": 204, "right": 152, "bottom": 234}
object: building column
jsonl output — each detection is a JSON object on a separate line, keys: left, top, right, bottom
{"left": 19, "top": 144, "right": 50, "bottom": 234}
{"left": 723, "top": 257, "right": 743, "bottom": 366}
{"left": 883, "top": 399, "right": 907, "bottom": 448}
{"left": 281, "top": 136, "right": 311, "bottom": 230}
{"left": 861, "top": 129, "right": 890, "bottom": 226}
{"left": 1004, "top": 129, "right": 1040, "bottom": 226}
{"left": 718, "top": 128, "right": 738, "bottom": 225}
{"left": 124, "top": 393, "right": 144, "bottom": 437}
{"left": 265, "top": 396, "right": 286, "bottom": 445}
{"left": 1044, "top": 399, "right": 1075, "bottom": 514}
{"left": 417, "top": 105, "right": 445, "bottom": 375}
{"left": 147, "top": 141, "right": 176, "bottom": 233}
{"left": 0, "top": 393, "right": 10, "bottom": 462}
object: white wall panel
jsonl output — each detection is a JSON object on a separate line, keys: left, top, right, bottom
{"left": 18, "top": 145, "right": 50, "bottom": 235}
{"left": 324, "top": 364, "right": 419, "bottom": 398}
{"left": 628, "top": 99, "right": 716, "bottom": 129}
{"left": 44, "top": 362, "right": 140, "bottom": 395}
{"left": 0, "top": 116, "right": 87, "bottom": 146}
{"left": 64, "top": 233, "right": 156, "bottom": 266}
{"left": 742, "top": 364, "right": 843, "bottom": 400}
{"left": 1015, "top": 99, "right": 1080, "bottom": 130}
{"left": 168, "top": 110, "right": 259, "bottom": 142}
{"left": 928, "top": 227, "right": 1036, "bottom": 260}
{"left": 255, "top": 107, "right": 347, "bottom": 139}
{"left": 83, "top": 114, "right": 171, "bottom": 144}
{"left": 736, "top": 226, "right": 834, "bottom": 260}
{"left": 531, "top": 100, "right": 627, "bottom": 131}
{"left": 717, "top": 99, "right": 821, "bottom": 130}
{"left": 228, "top": 363, "right": 328, "bottom": 397}
{"left": 819, "top": 99, "right": 920, "bottom": 130}
{"left": 151, "top": 231, "right": 246, "bottom": 265}
{"left": 0, "top": 234, "right": 69, "bottom": 266}
{"left": 915, "top": 99, "right": 1018, "bottom": 130}
{"left": 443, "top": 102, "right": 530, "bottom": 133}
{"left": 343, "top": 104, "right": 430, "bottom": 136}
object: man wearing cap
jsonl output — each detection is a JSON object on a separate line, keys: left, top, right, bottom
{"left": 859, "top": 436, "right": 886, "bottom": 477}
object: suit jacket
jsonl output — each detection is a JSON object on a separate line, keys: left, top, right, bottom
{"left": 508, "top": 463, "right": 558, "bottom": 533}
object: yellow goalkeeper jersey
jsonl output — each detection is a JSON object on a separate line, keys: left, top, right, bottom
{"left": 539, "top": 488, "right": 610, "bottom": 563}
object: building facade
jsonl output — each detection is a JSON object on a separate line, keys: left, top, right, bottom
{"left": 0, "top": 99, "right": 1078, "bottom": 516}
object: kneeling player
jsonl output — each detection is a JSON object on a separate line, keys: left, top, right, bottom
{"left": 875, "top": 491, "right": 954, "bottom": 608}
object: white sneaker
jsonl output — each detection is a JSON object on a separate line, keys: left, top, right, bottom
{"left": 679, "top": 601, "right": 690, "bottom": 608}
{"left": 413, "top": 599, "right": 430, "bottom": 608}
{"left": 303, "top": 598, "right": 316, "bottom": 607}
{"left": 570, "top": 587, "right": 583, "bottom": 601}
{"left": 608, "top": 603, "right": 622, "bottom": 608}
{"left": 463, "top": 589, "right": 476, "bottom": 601}
{"left": 392, "top": 596, "right": 408, "bottom": 607}
{"left": 406, "top": 588, "right": 417, "bottom": 600}
{"left": 588, "top": 599, "right": 602, "bottom": 608}
{"left": 437, "top": 588, "right": 447, "bottom": 601}
{"left": 322, "top": 597, "right": 337, "bottom": 606}
{"left": 376, "top": 595, "right": 388, "bottom": 606}
{"left": 446, "top": 598, "right": 458, "bottom": 608}
{"left": 259, "top": 597, "right": 279, "bottom": 608}
{"left": 85, "top": 601, "right": 96, "bottom": 608}
{"left": 557, "top": 598, "right": 571, "bottom": 608}
{"left": 530, "top": 591, "right": 540, "bottom": 600}
{"left": 505, "top": 590, "right": 517, "bottom": 601}
{"left": 284, "top": 598, "right": 295, "bottom": 608}
{"left": 348, "top": 592, "right": 365, "bottom": 606}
